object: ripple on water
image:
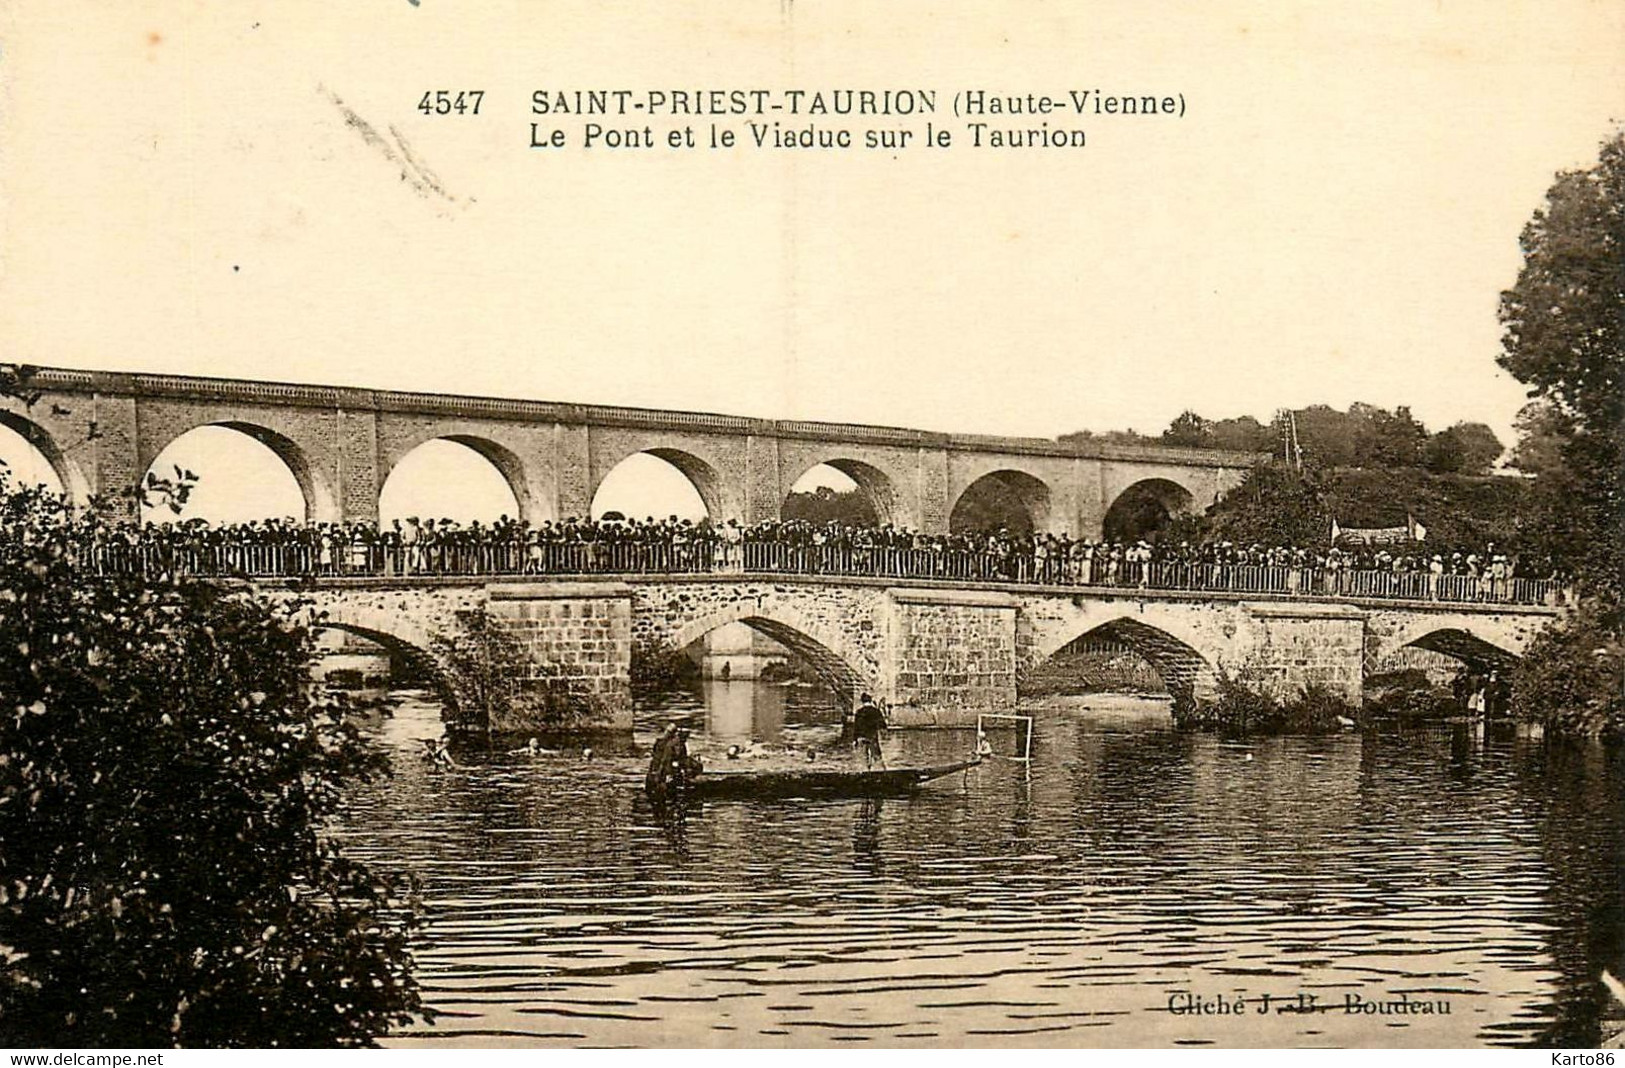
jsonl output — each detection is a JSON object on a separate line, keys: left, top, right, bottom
{"left": 338, "top": 692, "right": 1623, "bottom": 1048}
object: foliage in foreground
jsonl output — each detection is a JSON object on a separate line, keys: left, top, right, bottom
{"left": 1497, "top": 129, "right": 1624, "bottom": 737}
{"left": 1510, "top": 599, "right": 1625, "bottom": 742}
{"left": 0, "top": 478, "right": 428, "bottom": 1046}
{"left": 1172, "top": 672, "right": 1356, "bottom": 736}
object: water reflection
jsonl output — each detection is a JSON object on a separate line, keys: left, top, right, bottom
{"left": 666, "top": 679, "right": 845, "bottom": 759}
{"left": 334, "top": 683, "right": 1624, "bottom": 1048}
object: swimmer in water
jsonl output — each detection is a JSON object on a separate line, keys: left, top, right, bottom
{"left": 420, "top": 737, "right": 456, "bottom": 767}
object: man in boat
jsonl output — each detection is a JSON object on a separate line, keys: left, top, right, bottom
{"left": 671, "top": 725, "right": 701, "bottom": 788}
{"left": 646, "top": 722, "right": 703, "bottom": 800}
{"left": 853, "top": 693, "right": 887, "bottom": 769}
{"left": 645, "top": 722, "right": 680, "bottom": 800}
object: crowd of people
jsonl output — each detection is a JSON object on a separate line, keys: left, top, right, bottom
{"left": 65, "top": 512, "right": 1568, "bottom": 605}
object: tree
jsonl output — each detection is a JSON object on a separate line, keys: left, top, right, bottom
{"left": 1160, "top": 411, "right": 1212, "bottom": 448}
{"left": 1498, "top": 129, "right": 1625, "bottom": 736}
{"left": 1498, "top": 133, "right": 1624, "bottom": 454}
{"left": 949, "top": 477, "right": 1036, "bottom": 535}
{"left": 1348, "top": 403, "right": 1430, "bottom": 468}
{"left": 1510, "top": 599, "right": 1623, "bottom": 741}
{"left": 780, "top": 486, "right": 879, "bottom": 527}
{"left": 1498, "top": 128, "right": 1624, "bottom": 603}
{"left": 0, "top": 477, "right": 428, "bottom": 1046}
{"left": 1056, "top": 427, "right": 1153, "bottom": 449}
{"left": 1282, "top": 402, "right": 1435, "bottom": 470}
{"left": 1208, "top": 415, "right": 1274, "bottom": 454}
{"left": 1424, "top": 422, "right": 1504, "bottom": 475}
{"left": 1184, "top": 463, "right": 1331, "bottom": 547}
{"left": 1291, "top": 404, "right": 1361, "bottom": 468}
{"left": 1507, "top": 399, "right": 1571, "bottom": 478}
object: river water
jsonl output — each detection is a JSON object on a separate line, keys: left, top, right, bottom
{"left": 334, "top": 682, "right": 1624, "bottom": 1049}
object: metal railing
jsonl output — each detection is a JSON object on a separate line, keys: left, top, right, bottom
{"left": 69, "top": 535, "right": 1566, "bottom": 607}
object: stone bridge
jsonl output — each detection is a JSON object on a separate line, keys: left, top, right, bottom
{"left": 3, "top": 366, "right": 1254, "bottom": 537}
{"left": 269, "top": 574, "right": 1561, "bottom": 731}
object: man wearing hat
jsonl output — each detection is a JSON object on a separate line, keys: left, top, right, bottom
{"left": 853, "top": 693, "right": 887, "bottom": 769}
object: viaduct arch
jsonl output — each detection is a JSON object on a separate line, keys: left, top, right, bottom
{"left": 2, "top": 366, "right": 1255, "bottom": 535}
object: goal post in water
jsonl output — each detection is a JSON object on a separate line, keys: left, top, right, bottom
{"left": 975, "top": 712, "right": 1034, "bottom": 763}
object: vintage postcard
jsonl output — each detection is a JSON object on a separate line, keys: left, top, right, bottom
{"left": 0, "top": 0, "right": 1621, "bottom": 1053}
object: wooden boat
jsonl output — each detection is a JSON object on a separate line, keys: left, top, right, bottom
{"left": 675, "top": 756, "right": 981, "bottom": 800}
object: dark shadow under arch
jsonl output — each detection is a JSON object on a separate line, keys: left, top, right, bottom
{"left": 1024, "top": 632, "right": 1167, "bottom": 696}
{"left": 666, "top": 609, "right": 868, "bottom": 708}
{"left": 951, "top": 470, "right": 1053, "bottom": 535}
{"left": 314, "top": 622, "right": 454, "bottom": 702}
{"left": 1398, "top": 628, "right": 1520, "bottom": 672}
{"left": 1103, "top": 478, "right": 1196, "bottom": 542}
{"left": 1025, "top": 616, "right": 1212, "bottom": 697}
{"left": 739, "top": 617, "right": 861, "bottom": 707}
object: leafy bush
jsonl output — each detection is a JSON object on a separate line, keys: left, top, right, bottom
{"left": 1364, "top": 668, "right": 1459, "bottom": 721}
{"left": 1173, "top": 670, "right": 1356, "bottom": 735}
{"left": 1511, "top": 598, "right": 1625, "bottom": 741}
{"left": 0, "top": 478, "right": 428, "bottom": 1046}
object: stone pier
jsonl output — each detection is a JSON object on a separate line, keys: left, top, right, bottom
{"left": 486, "top": 582, "right": 634, "bottom": 730}
{"left": 885, "top": 588, "right": 1019, "bottom": 725}
{"left": 1236, "top": 602, "right": 1367, "bottom": 702}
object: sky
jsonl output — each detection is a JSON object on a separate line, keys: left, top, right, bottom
{"left": 1, "top": 1, "right": 1621, "bottom": 498}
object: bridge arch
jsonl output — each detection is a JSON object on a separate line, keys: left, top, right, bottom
{"left": 379, "top": 423, "right": 554, "bottom": 524}
{"left": 0, "top": 410, "right": 90, "bottom": 505}
{"left": 313, "top": 619, "right": 448, "bottom": 687}
{"left": 1026, "top": 613, "right": 1218, "bottom": 697}
{"left": 666, "top": 604, "right": 873, "bottom": 705}
{"left": 304, "top": 600, "right": 440, "bottom": 662}
{"left": 951, "top": 469, "right": 1053, "bottom": 535}
{"left": 144, "top": 421, "right": 337, "bottom": 523}
{"left": 380, "top": 434, "right": 534, "bottom": 524}
{"left": 593, "top": 446, "right": 725, "bottom": 522}
{"left": 1103, "top": 477, "right": 1196, "bottom": 542}
{"left": 1372, "top": 622, "right": 1523, "bottom": 674}
{"left": 302, "top": 603, "right": 470, "bottom": 713}
{"left": 783, "top": 458, "right": 901, "bottom": 527}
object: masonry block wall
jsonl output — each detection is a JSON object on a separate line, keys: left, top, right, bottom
{"left": 886, "top": 588, "right": 1018, "bottom": 720}
{"left": 87, "top": 394, "right": 140, "bottom": 515}
{"left": 486, "top": 583, "right": 633, "bottom": 731}
{"left": 1237, "top": 603, "right": 1366, "bottom": 703}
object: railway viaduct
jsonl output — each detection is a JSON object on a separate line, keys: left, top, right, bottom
{"left": 1, "top": 366, "right": 1254, "bottom": 538}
